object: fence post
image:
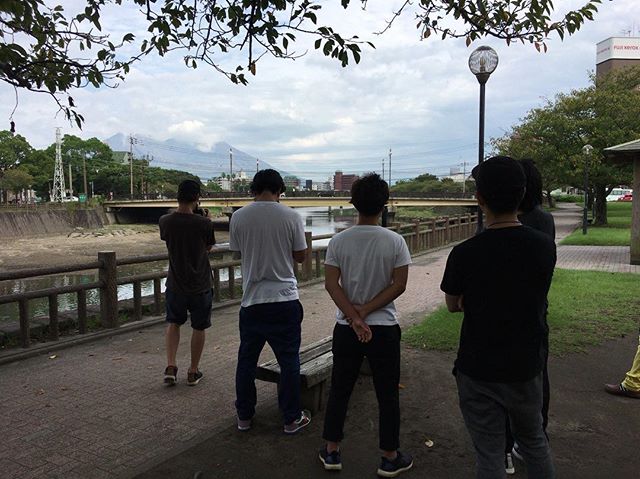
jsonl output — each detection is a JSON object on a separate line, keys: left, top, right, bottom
{"left": 315, "top": 251, "right": 322, "bottom": 278}
{"left": 48, "top": 294, "right": 59, "bottom": 340}
{"left": 228, "top": 266, "right": 236, "bottom": 299}
{"left": 19, "top": 298, "right": 30, "bottom": 348}
{"left": 99, "top": 251, "right": 118, "bottom": 328}
{"left": 133, "top": 281, "right": 142, "bottom": 321}
{"left": 153, "top": 278, "right": 162, "bottom": 314}
{"left": 77, "top": 289, "right": 87, "bottom": 334}
{"left": 304, "top": 231, "right": 313, "bottom": 280}
{"left": 444, "top": 217, "right": 451, "bottom": 243}
{"left": 413, "top": 221, "right": 420, "bottom": 252}
{"left": 213, "top": 269, "right": 221, "bottom": 302}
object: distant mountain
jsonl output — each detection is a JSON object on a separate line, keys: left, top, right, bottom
{"left": 104, "top": 133, "right": 280, "bottom": 180}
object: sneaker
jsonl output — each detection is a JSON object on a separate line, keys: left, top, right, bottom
{"left": 318, "top": 447, "right": 342, "bottom": 471}
{"left": 237, "top": 416, "right": 252, "bottom": 431}
{"left": 505, "top": 452, "right": 515, "bottom": 475}
{"left": 164, "top": 365, "right": 178, "bottom": 386}
{"left": 284, "top": 410, "right": 311, "bottom": 434}
{"left": 512, "top": 443, "right": 524, "bottom": 462}
{"left": 604, "top": 383, "right": 640, "bottom": 399}
{"left": 187, "top": 370, "right": 203, "bottom": 386}
{"left": 377, "top": 450, "right": 413, "bottom": 478}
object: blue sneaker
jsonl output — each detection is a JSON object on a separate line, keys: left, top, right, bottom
{"left": 318, "top": 447, "right": 342, "bottom": 471}
{"left": 377, "top": 450, "right": 413, "bottom": 477}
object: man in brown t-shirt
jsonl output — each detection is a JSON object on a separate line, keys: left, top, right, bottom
{"left": 159, "top": 180, "right": 216, "bottom": 386}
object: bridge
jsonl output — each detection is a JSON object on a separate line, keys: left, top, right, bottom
{"left": 103, "top": 196, "right": 477, "bottom": 223}
{"left": 104, "top": 196, "right": 477, "bottom": 209}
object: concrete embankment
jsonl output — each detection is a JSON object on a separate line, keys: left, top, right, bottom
{"left": 0, "top": 207, "right": 108, "bottom": 239}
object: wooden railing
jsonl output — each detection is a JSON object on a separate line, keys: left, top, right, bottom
{"left": 0, "top": 214, "right": 476, "bottom": 349}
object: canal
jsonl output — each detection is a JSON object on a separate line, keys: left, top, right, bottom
{"left": 0, "top": 207, "right": 356, "bottom": 323}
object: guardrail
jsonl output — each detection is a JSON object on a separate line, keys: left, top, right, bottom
{"left": 0, "top": 214, "right": 476, "bottom": 349}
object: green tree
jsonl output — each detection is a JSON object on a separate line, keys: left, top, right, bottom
{"left": 492, "top": 66, "right": 640, "bottom": 224}
{"left": 0, "top": 130, "right": 34, "bottom": 202}
{"left": 1, "top": 0, "right": 602, "bottom": 124}
{"left": 0, "top": 167, "right": 34, "bottom": 203}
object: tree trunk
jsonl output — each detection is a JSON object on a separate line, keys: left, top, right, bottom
{"left": 593, "top": 184, "right": 608, "bottom": 226}
{"left": 544, "top": 190, "right": 555, "bottom": 208}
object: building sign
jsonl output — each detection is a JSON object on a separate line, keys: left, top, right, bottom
{"left": 596, "top": 37, "right": 640, "bottom": 64}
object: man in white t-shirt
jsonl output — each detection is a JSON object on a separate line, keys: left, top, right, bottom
{"left": 318, "top": 173, "right": 414, "bottom": 477}
{"left": 229, "top": 169, "right": 311, "bottom": 434}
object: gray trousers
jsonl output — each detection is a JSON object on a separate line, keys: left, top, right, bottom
{"left": 456, "top": 371, "right": 555, "bottom": 479}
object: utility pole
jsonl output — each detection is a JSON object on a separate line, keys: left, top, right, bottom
{"left": 52, "top": 127, "right": 65, "bottom": 202}
{"left": 382, "top": 157, "right": 385, "bottom": 179}
{"left": 82, "top": 154, "right": 88, "bottom": 199}
{"left": 388, "top": 148, "right": 392, "bottom": 187}
{"left": 256, "top": 157, "right": 259, "bottom": 173}
{"left": 129, "top": 134, "right": 135, "bottom": 199}
{"left": 68, "top": 163, "right": 73, "bottom": 197}
{"left": 460, "top": 161, "right": 469, "bottom": 195}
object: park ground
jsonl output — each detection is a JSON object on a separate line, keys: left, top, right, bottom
{"left": 1, "top": 204, "right": 639, "bottom": 479}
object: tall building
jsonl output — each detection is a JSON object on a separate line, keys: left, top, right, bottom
{"left": 333, "top": 171, "right": 359, "bottom": 191}
{"left": 283, "top": 175, "right": 301, "bottom": 191}
{"left": 596, "top": 37, "right": 640, "bottom": 78}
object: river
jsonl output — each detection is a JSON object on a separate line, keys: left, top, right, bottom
{"left": 0, "top": 207, "right": 356, "bottom": 323}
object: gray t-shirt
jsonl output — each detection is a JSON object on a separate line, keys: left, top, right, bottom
{"left": 159, "top": 212, "right": 216, "bottom": 295}
{"left": 229, "top": 201, "right": 307, "bottom": 307}
{"left": 324, "top": 225, "right": 412, "bottom": 326}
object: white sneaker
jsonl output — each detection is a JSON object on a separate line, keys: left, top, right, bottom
{"left": 505, "top": 453, "right": 515, "bottom": 475}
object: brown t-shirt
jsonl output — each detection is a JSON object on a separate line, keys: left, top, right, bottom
{"left": 159, "top": 212, "right": 216, "bottom": 295}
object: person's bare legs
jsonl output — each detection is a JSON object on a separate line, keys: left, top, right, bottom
{"left": 166, "top": 323, "right": 181, "bottom": 367}
{"left": 190, "top": 329, "right": 205, "bottom": 372}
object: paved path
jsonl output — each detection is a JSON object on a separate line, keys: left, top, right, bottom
{"left": 1, "top": 203, "right": 637, "bottom": 479}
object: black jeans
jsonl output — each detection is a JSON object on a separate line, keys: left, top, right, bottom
{"left": 322, "top": 324, "right": 401, "bottom": 451}
{"left": 235, "top": 300, "right": 303, "bottom": 424}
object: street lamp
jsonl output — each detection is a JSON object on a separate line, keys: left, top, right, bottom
{"left": 469, "top": 45, "right": 499, "bottom": 233}
{"left": 582, "top": 144, "right": 593, "bottom": 235}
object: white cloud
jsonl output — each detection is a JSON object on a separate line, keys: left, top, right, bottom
{"left": 0, "top": 0, "right": 637, "bottom": 181}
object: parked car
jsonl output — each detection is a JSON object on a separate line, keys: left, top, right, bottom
{"left": 618, "top": 193, "right": 633, "bottom": 202}
{"left": 607, "top": 187, "right": 632, "bottom": 202}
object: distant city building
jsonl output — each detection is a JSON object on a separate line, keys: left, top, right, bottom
{"left": 596, "top": 37, "right": 640, "bottom": 78}
{"left": 215, "top": 176, "right": 232, "bottom": 191}
{"left": 283, "top": 175, "right": 301, "bottom": 191}
{"left": 305, "top": 179, "right": 313, "bottom": 191}
{"left": 333, "top": 171, "right": 359, "bottom": 191}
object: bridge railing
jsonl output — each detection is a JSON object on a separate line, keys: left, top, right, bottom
{"left": 0, "top": 214, "right": 475, "bottom": 350}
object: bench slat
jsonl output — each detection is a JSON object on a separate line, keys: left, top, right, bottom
{"left": 256, "top": 336, "right": 333, "bottom": 386}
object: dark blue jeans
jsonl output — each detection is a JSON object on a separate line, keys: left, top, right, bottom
{"left": 235, "top": 300, "right": 303, "bottom": 424}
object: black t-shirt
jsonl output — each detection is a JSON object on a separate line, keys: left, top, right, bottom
{"left": 440, "top": 226, "right": 556, "bottom": 382}
{"left": 518, "top": 205, "right": 555, "bottom": 240}
{"left": 159, "top": 212, "right": 216, "bottom": 295}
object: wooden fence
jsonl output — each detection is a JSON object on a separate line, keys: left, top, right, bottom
{"left": 0, "top": 214, "right": 476, "bottom": 349}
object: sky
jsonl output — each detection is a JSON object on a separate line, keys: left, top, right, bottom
{"left": 1, "top": 0, "right": 639, "bottom": 182}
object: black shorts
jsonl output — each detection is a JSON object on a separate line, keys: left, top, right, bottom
{"left": 165, "top": 288, "right": 213, "bottom": 330}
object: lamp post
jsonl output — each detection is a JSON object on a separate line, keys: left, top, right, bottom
{"left": 582, "top": 144, "right": 593, "bottom": 235}
{"left": 469, "top": 45, "right": 499, "bottom": 233}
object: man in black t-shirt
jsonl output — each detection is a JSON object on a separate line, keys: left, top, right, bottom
{"left": 441, "top": 156, "right": 556, "bottom": 479}
{"left": 159, "top": 180, "right": 216, "bottom": 387}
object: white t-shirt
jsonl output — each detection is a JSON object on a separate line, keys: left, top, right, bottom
{"left": 229, "top": 201, "right": 307, "bottom": 307}
{"left": 324, "top": 225, "right": 412, "bottom": 326}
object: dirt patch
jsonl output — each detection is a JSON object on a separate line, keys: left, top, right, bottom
{"left": 0, "top": 226, "right": 230, "bottom": 271}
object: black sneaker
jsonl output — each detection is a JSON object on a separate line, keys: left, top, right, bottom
{"left": 164, "top": 365, "right": 178, "bottom": 386}
{"left": 505, "top": 452, "right": 515, "bottom": 475}
{"left": 318, "top": 447, "right": 342, "bottom": 471}
{"left": 377, "top": 450, "right": 413, "bottom": 477}
{"left": 187, "top": 370, "right": 203, "bottom": 386}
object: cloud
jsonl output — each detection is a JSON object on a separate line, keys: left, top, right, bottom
{"left": 0, "top": 0, "right": 637, "bottom": 181}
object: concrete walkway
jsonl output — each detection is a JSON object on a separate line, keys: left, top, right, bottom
{"left": 1, "top": 203, "right": 637, "bottom": 479}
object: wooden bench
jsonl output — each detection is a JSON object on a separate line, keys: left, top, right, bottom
{"left": 256, "top": 336, "right": 333, "bottom": 414}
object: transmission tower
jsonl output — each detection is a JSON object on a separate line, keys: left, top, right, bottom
{"left": 52, "top": 128, "right": 66, "bottom": 202}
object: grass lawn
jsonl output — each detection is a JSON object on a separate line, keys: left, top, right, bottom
{"left": 561, "top": 202, "right": 632, "bottom": 246}
{"left": 395, "top": 207, "right": 437, "bottom": 220}
{"left": 404, "top": 268, "right": 640, "bottom": 355}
